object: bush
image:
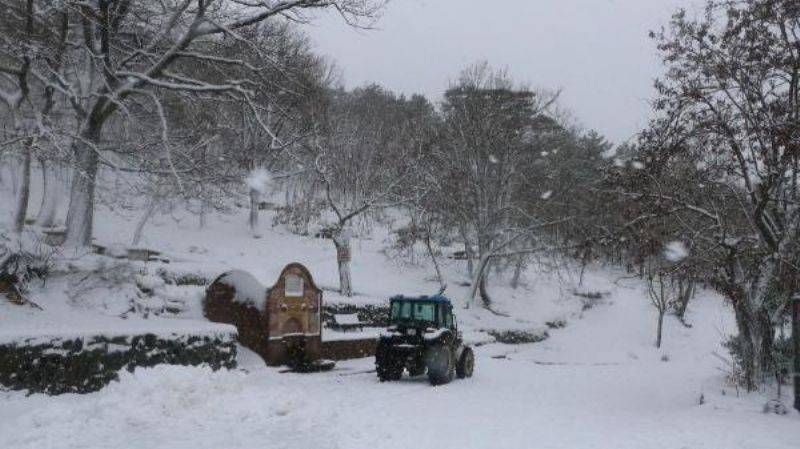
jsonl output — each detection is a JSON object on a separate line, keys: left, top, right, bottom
{"left": 723, "top": 334, "right": 793, "bottom": 387}
{"left": 487, "top": 329, "right": 549, "bottom": 344}
{"left": 572, "top": 290, "right": 607, "bottom": 311}
{"left": 0, "top": 233, "right": 57, "bottom": 307}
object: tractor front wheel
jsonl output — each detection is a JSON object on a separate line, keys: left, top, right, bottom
{"left": 456, "top": 347, "right": 474, "bottom": 379}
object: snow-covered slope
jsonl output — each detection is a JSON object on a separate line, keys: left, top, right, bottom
{"left": 1, "top": 173, "right": 798, "bottom": 449}
{"left": 0, "top": 176, "right": 603, "bottom": 344}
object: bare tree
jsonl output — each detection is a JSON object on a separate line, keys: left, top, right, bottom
{"left": 307, "top": 86, "right": 429, "bottom": 296}
{"left": 3, "top": 0, "right": 383, "bottom": 247}
{"left": 647, "top": 270, "right": 673, "bottom": 349}
{"left": 437, "top": 63, "right": 565, "bottom": 309}
{"left": 626, "top": 0, "right": 800, "bottom": 389}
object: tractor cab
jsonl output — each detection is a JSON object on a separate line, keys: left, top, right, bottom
{"left": 388, "top": 294, "right": 457, "bottom": 334}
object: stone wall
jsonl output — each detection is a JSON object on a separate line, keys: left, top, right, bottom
{"left": 322, "top": 303, "right": 390, "bottom": 328}
{"left": 0, "top": 333, "right": 237, "bottom": 395}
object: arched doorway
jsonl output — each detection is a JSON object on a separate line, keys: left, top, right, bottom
{"left": 281, "top": 317, "right": 303, "bottom": 336}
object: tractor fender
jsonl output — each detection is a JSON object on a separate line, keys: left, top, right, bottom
{"left": 423, "top": 328, "right": 453, "bottom": 343}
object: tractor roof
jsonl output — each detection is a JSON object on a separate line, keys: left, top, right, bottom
{"left": 390, "top": 294, "right": 452, "bottom": 305}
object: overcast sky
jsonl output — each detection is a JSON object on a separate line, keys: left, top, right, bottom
{"left": 305, "top": 0, "right": 705, "bottom": 144}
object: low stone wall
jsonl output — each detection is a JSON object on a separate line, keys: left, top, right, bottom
{"left": 0, "top": 333, "right": 237, "bottom": 395}
{"left": 321, "top": 338, "right": 377, "bottom": 360}
{"left": 322, "top": 304, "right": 390, "bottom": 328}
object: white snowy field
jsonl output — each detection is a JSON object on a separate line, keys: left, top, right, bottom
{"left": 1, "top": 173, "right": 799, "bottom": 449}
{"left": 1, "top": 287, "right": 798, "bottom": 449}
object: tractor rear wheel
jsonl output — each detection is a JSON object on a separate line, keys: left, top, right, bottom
{"left": 426, "top": 344, "right": 455, "bottom": 385}
{"left": 456, "top": 347, "right": 474, "bottom": 379}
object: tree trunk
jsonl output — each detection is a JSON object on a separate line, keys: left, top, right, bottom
{"left": 199, "top": 198, "right": 207, "bottom": 229}
{"left": 478, "top": 272, "right": 492, "bottom": 308}
{"left": 730, "top": 292, "right": 759, "bottom": 391}
{"left": 198, "top": 179, "right": 207, "bottom": 229}
{"left": 64, "top": 135, "right": 100, "bottom": 247}
{"left": 423, "top": 233, "right": 445, "bottom": 291}
{"left": 9, "top": 157, "right": 19, "bottom": 195}
{"left": 13, "top": 139, "right": 32, "bottom": 233}
{"left": 656, "top": 309, "right": 665, "bottom": 349}
{"left": 459, "top": 224, "right": 474, "bottom": 276}
{"left": 756, "top": 308, "right": 776, "bottom": 384}
{"left": 792, "top": 294, "right": 799, "bottom": 413}
{"left": 511, "top": 254, "right": 524, "bottom": 289}
{"left": 673, "top": 278, "right": 695, "bottom": 327}
{"left": 249, "top": 188, "right": 261, "bottom": 238}
{"left": 132, "top": 196, "right": 158, "bottom": 246}
{"left": 467, "top": 254, "right": 492, "bottom": 308}
{"left": 334, "top": 229, "right": 353, "bottom": 297}
{"left": 36, "top": 159, "right": 59, "bottom": 227}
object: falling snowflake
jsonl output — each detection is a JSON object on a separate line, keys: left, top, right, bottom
{"left": 245, "top": 168, "right": 272, "bottom": 193}
{"left": 664, "top": 241, "right": 689, "bottom": 262}
{"left": 540, "top": 190, "right": 553, "bottom": 200}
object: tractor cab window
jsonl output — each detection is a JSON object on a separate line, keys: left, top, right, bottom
{"left": 437, "top": 304, "right": 453, "bottom": 328}
{"left": 390, "top": 301, "right": 435, "bottom": 323}
{"left": 436, "top": 304, "right": 448, "bottom": 327}
{"left": 414, "top": 302, "right": 435, "bottom": 322}
{"left": 391, "top": 301, "right": 412, "bottom": 320}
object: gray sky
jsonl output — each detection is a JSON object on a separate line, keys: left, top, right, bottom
{"left": 305, "top": 0, "right": 704, "bottom": 144}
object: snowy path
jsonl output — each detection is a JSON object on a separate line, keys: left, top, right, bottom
{"left": 1, "top": 291, "right": 798, "bottom": 449}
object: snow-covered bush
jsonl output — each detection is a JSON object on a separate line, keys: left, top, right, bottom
{"left": 487, "top": 328, "right": 549, "bottom": 344}
{"left": 573, "top": 290, "right": 607, "bottom": 311}
{"left": 0, "top": 232, "right": 59, "bottom": 306}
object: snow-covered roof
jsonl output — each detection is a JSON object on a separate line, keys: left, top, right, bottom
{"left": 389, "top": 294, "right": 452, "bottom": 304}
{"left": 216, "top": 270, "right": 268, "bottom": 309}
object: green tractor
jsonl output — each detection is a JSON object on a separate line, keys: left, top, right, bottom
{"left": 376, "top": 294, "right": 474, "bottom": 385}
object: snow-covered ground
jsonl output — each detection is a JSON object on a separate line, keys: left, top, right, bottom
{"left": 1, "top": 284, "right": 797, "bottom": 449}
{"left": 1, "top": 173, "right": 799, "bottom": 448}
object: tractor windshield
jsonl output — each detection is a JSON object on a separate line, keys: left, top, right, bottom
{"left": 390, "top": 301, "right": 436, "bottom": 323}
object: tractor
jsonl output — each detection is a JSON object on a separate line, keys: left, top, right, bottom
{"left": 375, "top": 294, "right": 474, "bottom": 385}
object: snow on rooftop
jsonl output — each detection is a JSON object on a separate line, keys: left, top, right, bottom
{"left": 216, "top": 269, "right": 268, "bottom": 309}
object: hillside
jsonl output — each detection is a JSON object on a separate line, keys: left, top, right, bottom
{"left": 1, "top": 175, "right": 798, "bottom": 449}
